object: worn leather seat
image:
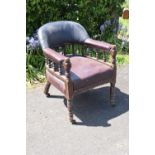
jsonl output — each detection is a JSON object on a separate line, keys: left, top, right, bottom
{"left": 70, "top": 56, "right": 113, "bottom": 91}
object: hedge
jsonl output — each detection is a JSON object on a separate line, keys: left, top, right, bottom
{"left": 26, "top": 0, "right": 125, "bottom": 37}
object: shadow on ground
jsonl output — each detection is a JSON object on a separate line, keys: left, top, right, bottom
{"left": 47, "top": 86, "right": 128, "bottom": 127}
{"left": 73, "top": 87, "right": 128, "bottom": 127}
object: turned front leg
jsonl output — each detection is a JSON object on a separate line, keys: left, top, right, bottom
{"left": 63, "top": 58, "right": 75, "bottom": 124}
{"left": 67, "top": 99, "right": 76, "bottom": 124}
{"left": 110, "top": 45, "right": 117, "bottom": 106}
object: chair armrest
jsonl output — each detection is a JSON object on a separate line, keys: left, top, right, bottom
{"left": 43, "top": 48, "right": 67, "bottom": 63}
{"left": 84, "top": 38, "right": 114, "bottom": 51}
{"left": 43, "top": 48, "right": 72, "bottom": 79}
{"left": 84, "top": 38, "right": 117, "bottom": 67}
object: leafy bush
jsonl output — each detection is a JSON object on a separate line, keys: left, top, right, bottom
{"left": 27, "top": 0, "right": 125, "bottom": 37}
{"left": 116, "top": 54, "right": 129, "bottom": 65}
{"left": 26, "top": 47, "right": 45, "bottom": 85}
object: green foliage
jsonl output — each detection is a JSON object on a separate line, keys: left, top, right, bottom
{"left": 27, "top": 0, "right": 125, "bottom": 36}
{"left": 26, "top": 48, "right": 45, "bottom": 85}
{"left": 117, "top": 54, "right": 129, "bottom": 65}
{"left": 122, "top": 0, "right": 129, "bottom": 8}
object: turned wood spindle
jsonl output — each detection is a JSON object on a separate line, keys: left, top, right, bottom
{"left": 96, "top": 49, "right": 99, "bottom": 60}
{"left": 83, "top": 46, "right": 86, "bottom": 56}
{"left": 103, "top": 51, "right": 106, "bottom": 62}
{"left": 72, "top": 44, "right": 75, "bottom": 55}
{"left": 53, "top": 62, "right": 59, "bottom": 71}
{"left": 81, "top": 46, "right": 85, "bottom": 57}
{"left": 48, "top": 59, "right": 52, "bottom": 68}
{"left": 63, "top": 58, "right": 71, "bottom": 79}
{"left": 89, "top": 48, "right": 92, "bottom": 57}
{"left": 59, "top": 61, "right": 64, "bottom": 75}
{"left": 85, "top": 47, "right": 88, "bottom": 56}
{"left": 63, "top": 45, "right": 66, "bottom": 56}
{"left": 110, "top": 45, "right": 117, "bottom": 68}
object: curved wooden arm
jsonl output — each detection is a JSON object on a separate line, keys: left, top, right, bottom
{"left": 43, "top": 48, "right": 67, "bottom": 63}
{"left": 84, "top": 38, "right": 117, "bottom": 67}
{"left": 84, "top": 38, "right": 113, "bottom": 51}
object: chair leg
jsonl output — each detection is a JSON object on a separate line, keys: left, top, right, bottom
{"left": 110, "top": 83, "right": 116, "bottom": 106}
{"left": 44, "top": 81, "right": 51, "bottom": 97}
{"left": 67, "top": 99, "right": 76, "bottom": 124}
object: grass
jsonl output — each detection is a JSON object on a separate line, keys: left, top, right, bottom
{"left": 117, "top": 54, "right": 129, "bottom": 65}
{"left": 119, "top": 17, "right": 129, "bottom": 28}
{"left": 26, "top": 49, "right": 46, "bottom": 87}
{"left": 122, "top": 0, "right": 129, "bottom": 8}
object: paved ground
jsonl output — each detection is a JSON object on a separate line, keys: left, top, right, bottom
{"left": 27, "top": 65, "right": 129, "bottom": 155}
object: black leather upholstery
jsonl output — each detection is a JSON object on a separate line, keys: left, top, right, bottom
{"left": 38, "top": 21, "right": 90, "bottom": 49}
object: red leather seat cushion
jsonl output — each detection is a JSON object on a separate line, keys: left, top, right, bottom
{"left": 70, "top": 56, "right": 113, "bottom": 90}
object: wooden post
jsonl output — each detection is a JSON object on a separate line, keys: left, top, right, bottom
{"left": 67, "top": 99, "right": 76, "bottom": 124}
{"left": 63, "top": 58, "right": 71, "bottom": 78}
{"left": 72, "top": 44, "right": 75, "bottom": 55}
{"left": 110, "top": 45, "right": 117, "bottom": 69}
{"left": 110, "top": 45, "right": 117, "bottom": 106}
{"left": 96, "top": 49, "right": 99, "bottom": 60}
{"left": 103, "top": 50, "right": 106, "bottom": 62}
{"left": 48, "top": 59, "right": 52, "bottom": 68}
{"left": 53, "top": 62, "right": 59, "bottom": 71}
{"left": 63, "top": 58, "right": 76, "bottom": 124}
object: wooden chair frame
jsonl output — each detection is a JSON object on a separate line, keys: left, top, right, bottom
{"left": 43, "top": 39, "right": 117, "bottom": 124}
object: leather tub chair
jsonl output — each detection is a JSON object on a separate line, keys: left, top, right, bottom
{"left": 38, "top": 21, "right": 117, "bottom": 124}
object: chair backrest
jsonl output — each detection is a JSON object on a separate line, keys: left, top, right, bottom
{"left": 38, "top": 21, "right": 90, "bottom": 49}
